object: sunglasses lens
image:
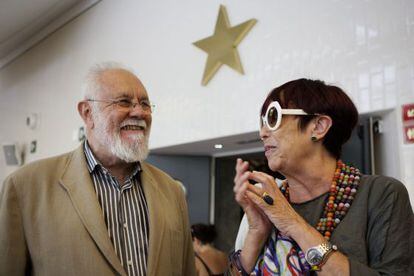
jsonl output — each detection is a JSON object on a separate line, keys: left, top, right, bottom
{"left": 267, "top": 106, "right": 278, "bottom": 128}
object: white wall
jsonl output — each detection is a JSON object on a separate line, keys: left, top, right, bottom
{"left": 1, "top": 0, "right": 413, "bottom": 204}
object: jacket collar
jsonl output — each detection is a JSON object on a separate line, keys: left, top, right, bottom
{"left": 59, "top": 145, "right": 127, "bottom": 276}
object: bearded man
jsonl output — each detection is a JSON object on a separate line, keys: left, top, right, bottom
{"left": 0, "top": 63, "right": 196, "bottom": 276}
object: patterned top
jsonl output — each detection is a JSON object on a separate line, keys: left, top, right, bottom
{"left": 235, "top": 175, "right": 414, "bottom": 275}
{"left": 83, "top": 142, "right": 149, "bottom": 276}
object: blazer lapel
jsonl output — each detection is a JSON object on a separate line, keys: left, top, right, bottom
{"left": 59, "top": 146, "right": 126, "bottom": 276}
{"left": 140, "top": 163, "right": 166, "bottom": 276}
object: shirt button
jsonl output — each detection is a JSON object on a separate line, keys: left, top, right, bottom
{"left": 127, "top": 260, "right": 133, "bottom": 266}
{"left": 123, "top": 223, "right": 127, "bottom": 228}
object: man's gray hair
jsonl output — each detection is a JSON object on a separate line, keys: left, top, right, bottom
{"left": 82, "top": 62, "right": 135, "bottom": 100}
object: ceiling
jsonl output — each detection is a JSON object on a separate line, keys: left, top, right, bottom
{"left": 0, "top": 0, "right": 98, "bottom": 68}
{"left": 151, "top": 131, "right": 264, "bottom": 157}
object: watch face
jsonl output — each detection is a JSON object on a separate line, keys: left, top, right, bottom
{"left": 307, "top": 249, "right": 323, "bottom": 265}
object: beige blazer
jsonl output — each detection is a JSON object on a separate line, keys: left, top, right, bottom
{"left": 0, "top": 145, "right": 196, "bottom": 276}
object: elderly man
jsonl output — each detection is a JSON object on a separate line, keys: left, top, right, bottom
{"left": 0, "top": 63, "right": 196, "bottom": 276}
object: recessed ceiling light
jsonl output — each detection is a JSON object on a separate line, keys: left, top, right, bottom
{"left": 214, "top": 144, "right": 223, "bottom": 149}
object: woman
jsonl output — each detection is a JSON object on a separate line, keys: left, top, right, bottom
{"left": 192, "top": 223, "right": 229, "bottom": 276}
{"left": 230, "top": 79, "right": 413, "bottom": 275}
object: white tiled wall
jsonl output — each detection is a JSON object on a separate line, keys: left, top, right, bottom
{"left": 0, "top": 0, "right": 413, "bottom": 204}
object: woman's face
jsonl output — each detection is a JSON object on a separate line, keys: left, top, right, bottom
{"left": 260, "top": 115, "right": 314, "bottom": 174}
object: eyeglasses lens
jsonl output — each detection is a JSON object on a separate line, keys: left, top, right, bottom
{"left": 267, "top": 107, "right": 278, "bottom": 128}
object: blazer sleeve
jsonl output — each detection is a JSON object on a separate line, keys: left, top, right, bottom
{"left": 0, "top": 176, "right": 29, "bottom": 275}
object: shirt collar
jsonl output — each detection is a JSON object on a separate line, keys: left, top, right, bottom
{"left": 83, "top": 141, "right": 142, "bottom": 178}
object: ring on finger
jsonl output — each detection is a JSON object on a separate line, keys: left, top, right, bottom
{"left": 262, "top": 192, "right": 274, "bottom": 205}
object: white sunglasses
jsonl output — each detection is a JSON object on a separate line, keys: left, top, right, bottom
{"left": 260, "top": 101, "right": 310, "bottom": 131}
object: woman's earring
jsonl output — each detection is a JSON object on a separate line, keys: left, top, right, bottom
{"left": 311, "top": 136, "right": 318, "bottom": 142}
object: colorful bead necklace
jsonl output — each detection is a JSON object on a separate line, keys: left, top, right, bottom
{"left": 280, "top": 160, "right": 361, "bottom": 240}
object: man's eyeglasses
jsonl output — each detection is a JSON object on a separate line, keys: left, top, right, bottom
{"left": 86, "top": 98, "right": 155, "bottom": 113}
{"left": 260, "top": 100, "right": 311, "bottom": 131}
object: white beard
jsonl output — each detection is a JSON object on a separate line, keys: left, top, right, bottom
{"left": 111, "top": 129, "right": 149, "bottom": 163}
{"left": 93, "top": 113, "right": 150, "bottom": 163}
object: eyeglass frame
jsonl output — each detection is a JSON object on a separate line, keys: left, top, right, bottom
{"left": 260, "top": 100, "right": 312, "bottom": 131}
{"left": 86, "top": 98, "right": 155, "bottom": 113}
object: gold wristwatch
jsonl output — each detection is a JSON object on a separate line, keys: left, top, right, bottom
{"left": 305, "top": 241, "right": 337, "bottom": 271}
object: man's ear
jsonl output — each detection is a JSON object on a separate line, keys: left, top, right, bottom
{"left": 77, "top": 101, "right": 94, "bottom": 129}
{"left": 311, "top": 115, "right": 332, "bottom": 141}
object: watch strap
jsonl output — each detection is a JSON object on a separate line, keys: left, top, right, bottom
{"left": 306, "top": 241, "right": 337, "bottom": 271}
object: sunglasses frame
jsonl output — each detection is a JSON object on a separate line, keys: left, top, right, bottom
{"left": 261, "top": 101, "right": 309, "bottom": 131}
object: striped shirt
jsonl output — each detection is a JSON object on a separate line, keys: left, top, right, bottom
{"left": 83, "top": 142, "right": 149, "bottom": 276}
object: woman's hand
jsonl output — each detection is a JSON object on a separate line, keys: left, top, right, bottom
{"left": 234, "top": 159, "right": 272, "bottom": 239}
{"left": 234, "top": 159, "right": 272, "bottom": 273}
{"left": 245, "top": 171, "right": 307, "bottom": 237}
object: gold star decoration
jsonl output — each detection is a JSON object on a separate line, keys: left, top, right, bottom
{"left": 193, "top": 5, "right": 257, "bottom": 86}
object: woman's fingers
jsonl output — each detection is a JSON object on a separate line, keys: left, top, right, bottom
{"left": 234, "top": 160, "right": 283, "bottom": 213}
{"left": 248, "top": 171, "right": 281, "bottom": 197}
{"left": 246, "top": 190, "right": 267, "bottom": 209}
{"left": 234, "top": 159, "right": 251, "bottom": 201}
{"left": 234, "top": 159, "right": 249, "bottom": 182}
{"left": 246, "top": 183, "right": 264, "bottom": 197}
{"left": 234, "top": 172, "right": 254, "bottom": 209}
{"left": 234, "top": 172, "right": 249, "bottom": 195}
{"left": 234, "top": 169, "right": 250, "bottom": 191}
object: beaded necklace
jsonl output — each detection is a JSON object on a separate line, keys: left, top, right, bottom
{"left": 280, "top": 160, "right": 361, "bottom": 240}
